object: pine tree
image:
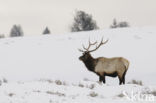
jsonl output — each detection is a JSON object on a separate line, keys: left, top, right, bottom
{"left": 110, "top": 19, "right": 118, "bottom": 28}
{"left": 10, "top": 25, "right": 24, "bottom": 37}
{"left": 43, "top": 27, "right": 51, "bottom": 34}
{"left": 118, "top": 21, "right": 129, "bottom": 28}
{"left": 110, "top": 19, "right": 130, "bottom": 28}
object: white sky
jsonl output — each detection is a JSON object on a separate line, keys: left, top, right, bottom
{"left": 0, "top": 0, "right": 156, "bottom": 35}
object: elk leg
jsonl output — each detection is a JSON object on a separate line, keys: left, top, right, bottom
{"left": 103, "top": 76, "right": 105, "bottom": 84}
{"left": 122, "top": 71, "right": 127, "bottom": 84}
{"left": 99, "top": 76, "right": 105, "bottom": 84}
{"left": 118, "top": 76, "right": 122, "bottom": 85}
{"left": 119, "top": 79, "right": 122, "bottom": 85}
{"left": 122, "top": 76, "right": 125, "bottom": 84}
{"left": 122, "top": 70, "right": 127, "bottom": 84}
{"left": 99, "top": 76, "right": 103, "bottom": 82}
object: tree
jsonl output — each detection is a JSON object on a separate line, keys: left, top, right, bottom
{"left": 43, "top": 27, "right": 51, "bottom": 34}
{"left": 10, "top": 25, "right": 24, "bottom": 37}
{"left": 110, "top": 19, "right": 118, "bottom": 28}
{"left": 118, "top": 21, "right": 129, "bottom": 28}
{"left": 71, "top": 10, "right": 99, "bottom": 32}
{"left": 110, "top": 19, "right": 130, "bottom": 28}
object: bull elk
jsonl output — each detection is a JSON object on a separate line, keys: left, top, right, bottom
{"left": 79, "top": 38, "right": 129, "bottom": 85}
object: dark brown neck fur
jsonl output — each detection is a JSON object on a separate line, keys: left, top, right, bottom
{"left": 83, "top": 55, "right": 97, "bottom": 72}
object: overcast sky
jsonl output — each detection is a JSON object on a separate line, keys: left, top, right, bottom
{"left": 0, "top": 0, "right": 156, "bottom": 35}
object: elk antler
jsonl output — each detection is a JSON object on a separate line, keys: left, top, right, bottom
{"left": 83, "top": 39, "right": 97, "bottom": 51}
{"left": 78, "top": 38, "right": 97, "bottom": 52}
{"left": 78, "top": 48, "right": 85, "bottom": 52}
{"left": 89, "top": 38, "right": 108, "bottom": 52}
{"left": 78, "top": 37, "right": 108, "bottom": 53}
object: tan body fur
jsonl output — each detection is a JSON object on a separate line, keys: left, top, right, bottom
{"left": 95, "top": 57, "right": 129, "bottom": 80}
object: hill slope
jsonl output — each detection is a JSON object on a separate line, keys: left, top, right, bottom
{"left": 0, "top": 27, "right": 156, "bottom": 102}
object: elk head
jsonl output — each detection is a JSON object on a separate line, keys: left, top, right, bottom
{"left": 78, "top": 38, "right": 108, "bottom": 62}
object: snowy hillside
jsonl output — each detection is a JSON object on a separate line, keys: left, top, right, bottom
{"left": 0, "top": 27, "right": 156, "bottom": 103}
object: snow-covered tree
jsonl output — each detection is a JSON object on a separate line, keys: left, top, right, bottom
{"left": 43, "top": 27, "right": 51, "bottom": 34}
{"left": 118, "top": 21, "right": 129, "bottom": 28}
{"left": 110, "top": 19, "right": 129, "bottom": 28}
{"left": 110, "top": 19, "right": 118, "bottom": 28}
{"left": 10, "top": 25, "right": 24, "bottom": 37}
{"left": 71, "top": 10, "right": 99, "bottom": 32}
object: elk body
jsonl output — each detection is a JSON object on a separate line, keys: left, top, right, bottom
{"left": 79, "top": 38, "right": 129, "bottom": 85}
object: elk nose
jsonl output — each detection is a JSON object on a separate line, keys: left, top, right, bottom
{"left": 79, "top": 57, "right": 82, "bottom": 61}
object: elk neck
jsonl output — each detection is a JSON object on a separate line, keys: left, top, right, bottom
{"left": 83, "top": 54, "right": 97, "bottom": 72}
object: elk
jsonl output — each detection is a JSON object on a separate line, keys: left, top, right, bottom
{"left": 79, "top": 38, "right": 129, "bottom": 85}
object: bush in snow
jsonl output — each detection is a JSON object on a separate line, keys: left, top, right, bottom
{"left": 46, "top": 91, "right": 65, "bottom": 97}
{"left": 117, "top": 92, "right": 125, "bottom": 98}
{"left": 55, "top": 80, "right": 66, "bottom": 85}
{"left": 3, "top": 78, "right": 8, "bottom": 83}
{"left": 78, "top": 83, "right": 84, "bottom": 88}
{"left": 0, "top": 77, "right": 8, "bottom": 86}
{"left": 88, "top": 84, "right": 95, "bottom": 89}
{"left": 8, "top": 93, "right": 15, "bottom": 97}
{"left": 142, "top": 88, "right": 156, "bottom": 96}
{"left": 147, "top": 90, "right": 156, "bottom": 96}
{"left": 89, "top": 91, "right": 98, "bottom": 97}
{"left": 128, "top": 79, "right": 143, "bottom": 86}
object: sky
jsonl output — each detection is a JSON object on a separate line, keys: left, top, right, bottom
{"left": 0, "top": 0, "right": 156, "bottom": 36}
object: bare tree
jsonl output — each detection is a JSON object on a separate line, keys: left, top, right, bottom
{"left": 71, "top": 10, "right": 99, "bottom": 32}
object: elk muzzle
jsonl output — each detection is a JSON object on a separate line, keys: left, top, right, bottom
{"left": 79, "top": 56, "right": 83, "bottom": 61}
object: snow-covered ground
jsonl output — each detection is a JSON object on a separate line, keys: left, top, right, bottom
{"left": 0, "top": 27, "right": 156, "bottom": 102}
{"left": 0, "top": 79, "right": 156, "bottom": 103}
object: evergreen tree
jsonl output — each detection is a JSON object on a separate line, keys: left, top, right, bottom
{"left": 71, "top": 10, "right": 99, "bottom": 32}
{"left": 110, "top": 19, "right": 118, "bottom": 28}
{"left": 118, "top": 21, "right": 129, "bottom": 28}
{"left": 110, "top": 19, "right": 130, "bottom": 28}
{"left": 43, "top": 27, "right": 51, "bottom": 34}
{"left": 10, "top": 25, "right": 24, "bottom": 37}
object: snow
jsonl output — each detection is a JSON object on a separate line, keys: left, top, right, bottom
{"left": 0, "top": 27, "right": 156, "bottom": 102}
{"left": 0, "top": 80, "right": 155, "bottom": 103}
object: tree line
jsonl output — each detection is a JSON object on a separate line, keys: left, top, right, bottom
{"left": 0, "top": 10, "right": 130, "bottom": 38}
